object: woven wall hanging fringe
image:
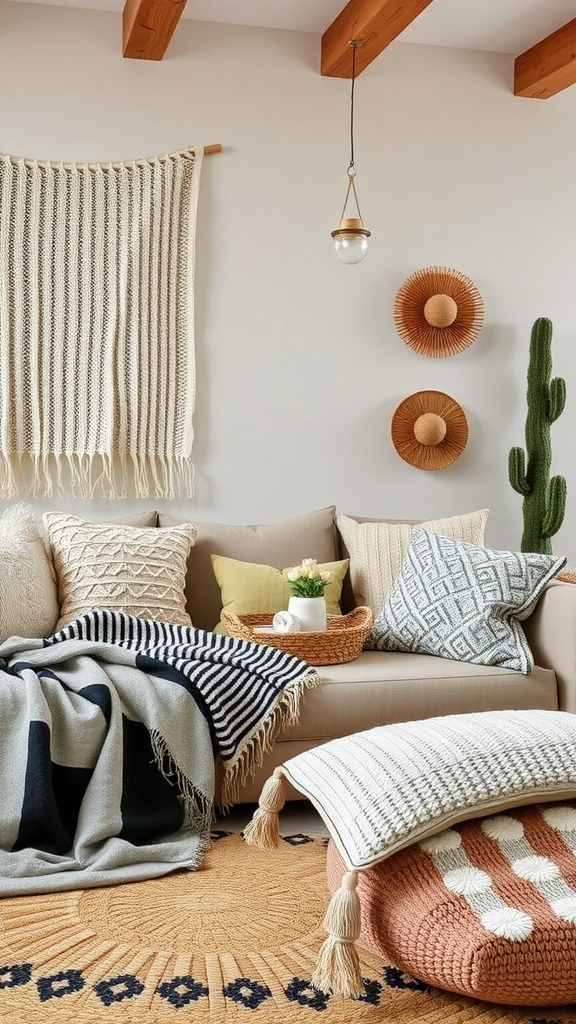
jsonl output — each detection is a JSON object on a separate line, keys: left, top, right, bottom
{"left": 0, "top": 145, "right": 203, "bottom": 498}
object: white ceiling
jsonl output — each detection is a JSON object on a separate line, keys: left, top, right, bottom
{"left": 183, "top": 0, "right": 576, "bottom": 55}
{"left": 5, "top": 0, "right": 576, "bottom": 56}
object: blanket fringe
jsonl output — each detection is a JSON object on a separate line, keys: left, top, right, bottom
{"left": 150, "top": 729, "right": 213, "bottom": 834}
{"left": 218, "top": 669, "right": 321, "bottom": 809}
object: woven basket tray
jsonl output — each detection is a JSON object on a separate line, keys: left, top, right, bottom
{"left": 221, "top": 606, "right": 374, "bottom": 665}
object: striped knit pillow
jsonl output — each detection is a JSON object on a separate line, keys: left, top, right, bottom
{"left": 327, "top": 802, "right": 576, "bottom": 1005}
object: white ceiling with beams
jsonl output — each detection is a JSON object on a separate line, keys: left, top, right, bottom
{"left": 6, "top": 0, "right": 576, "bottom": 97}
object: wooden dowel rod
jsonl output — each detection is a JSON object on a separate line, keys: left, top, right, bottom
{"left": 9, "top": 147, "right": 222, "bottom": 171}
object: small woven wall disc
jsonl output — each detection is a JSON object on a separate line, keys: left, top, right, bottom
{"left": 391, "top": 390, "right": 468, "bottom": 470}
{"left": 394, "top": 266, "right": 484, "bottom": 357}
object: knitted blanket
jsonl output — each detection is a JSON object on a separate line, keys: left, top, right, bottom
{"left": 0, "top": 610, "right": 318, "bottom": 896}
{"left": 0, "top": 147, "right": 202, "bottom": 499}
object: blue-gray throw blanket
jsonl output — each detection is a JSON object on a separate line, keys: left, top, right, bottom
{"left": 0, "top": 610, "right": 319, "bottom": 896}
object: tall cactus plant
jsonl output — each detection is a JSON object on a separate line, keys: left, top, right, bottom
{"left": 508, "top": 316, "right": 567, "bottom": 554}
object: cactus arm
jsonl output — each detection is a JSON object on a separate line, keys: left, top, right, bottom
{"left": 548, "top": 377, "right": 567, "bottom": 423}
{"left": 542, "top": 475, "right": 567, "bottom": 539}
{"left": 508, "top": 446, "right": 529, "bottom": 496}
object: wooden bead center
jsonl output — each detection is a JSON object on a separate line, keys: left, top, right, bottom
{"left": 413, "top": 413, "right": 447, "bottom": 446}
{"left": 424, "top": 293, "right": 458, "bottom": 328}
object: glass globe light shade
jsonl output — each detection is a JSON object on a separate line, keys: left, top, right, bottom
{"left": 331, "top": 217, "right": 370, "bottom": 265}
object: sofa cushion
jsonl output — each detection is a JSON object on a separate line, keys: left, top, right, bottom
{"left": 335, "top": 508, "right": 488, "bottom": 617}
{"left": 367, "top": 529, "right": 566, "bottom": 673}
{"left": 326, "top": 802, "right": 576, "bottom": 1005}
{"left": 44, "top": 512, "right": 196, "bottom": 629}
{"left": 235, "top": 649, "right": 558, "bottom": 804}
{"left": 158, "top": 507, "right": 337, "bottom": 631}
{"left": 270, "top": 652, "right": 558, "bottom": 742}
{"left": 0, "top": 503, "right": 59, "bottom": 641}
{"left": 211, "top": 555, "right": 348, "bottom": 633}
{"left": 101, "top": 511, "right": 158, "bottom": 528}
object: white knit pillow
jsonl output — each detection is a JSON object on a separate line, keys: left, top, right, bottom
{"left": 336, "top": 509, "right": 489, "bottom": 617}
{"left": 277, "top": 710, "right": 576, "bottom": 871}
{"left": 0, "top": 503, "right": 59, "bottom": 641}
{"left": 44, "top": 512, "right": 196, "bottom": 630}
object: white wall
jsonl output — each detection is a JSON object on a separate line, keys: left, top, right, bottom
{"left": 0, "top": 5, "right": 574, "bottom": 562}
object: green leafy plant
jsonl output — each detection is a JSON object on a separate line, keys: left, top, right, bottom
{"left": 508, "top": 316, "right": 567, "bottom": 554}
{"left": 283, "top": 559, "right": 332, "bottom": 598}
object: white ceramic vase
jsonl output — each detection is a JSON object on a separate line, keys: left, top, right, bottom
{"left": 287, "top": 595, "right": 327, "bottom": 632}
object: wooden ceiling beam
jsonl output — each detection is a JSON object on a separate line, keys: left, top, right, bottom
{"left": 321, "top": 0, "right": 437, "bottom": 78}
{"left": 514, "top": 17, "right": 576, "bottom": 98}
{"left": 122, "top": 0, "right": 188, "bottom": 60}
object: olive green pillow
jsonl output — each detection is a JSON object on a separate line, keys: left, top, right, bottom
{"left": 211, "top": 555, "right": 349, "bottom": 634}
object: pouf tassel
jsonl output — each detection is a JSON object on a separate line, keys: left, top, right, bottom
{"left": 311, "top": 870, "right": 364, "bottom": 998}
{"left": 243, "top": 768, "right": 286, "bottom": 849}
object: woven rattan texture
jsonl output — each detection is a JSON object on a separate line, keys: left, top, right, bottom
{"left": 221, "top": 606, "right": 373, "bottom": 664}
{"left": 0, "top": 830, "right": 564, "bottom": 1023}
{"left": 393, "top": 265, "right": 484, "bottom": 357}
{"left": 557, "top": 571, "right": 576, "bottom": 584}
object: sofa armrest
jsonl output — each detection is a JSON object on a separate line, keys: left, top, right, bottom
{"left": 523, "top": 580, "right": 576, "bottom": 713}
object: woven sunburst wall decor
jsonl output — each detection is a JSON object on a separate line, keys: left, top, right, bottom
{"left": 394, "top": 266, "right": 484, "bottom": 357}
{"left": 391, "top": 390, "right": 469, "bottom": 470}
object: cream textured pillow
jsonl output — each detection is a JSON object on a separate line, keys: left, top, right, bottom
{"left": 336, "top": 509, "right": 489, "bottom": 617}
{"left": 0, "top": 503, "right": 59, "bottom": 640}
{"left": 44, "top": 512, "right": 196, "bottom": 630}
{"left": 211, "top": 555, "right": 349, "bottom": 634}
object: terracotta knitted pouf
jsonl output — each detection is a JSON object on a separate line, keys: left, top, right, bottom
{"left": 326, "top": 802, "right": 576, "bottom": 1006}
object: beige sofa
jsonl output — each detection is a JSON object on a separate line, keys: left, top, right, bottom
{"left": 9, "top": 500, "right": 571, "bottom": 807}
{"left": 156, "top": 505, "right": 576, "bottom": 803}
{"left": 6, "top": 501, "right": 573, "bottom": 806}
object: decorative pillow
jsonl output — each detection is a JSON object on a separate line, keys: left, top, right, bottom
{"left": 244, "top": 709, "right": 576, "bottom": 996}
{"left": 327, "top": 802, "right": 576, "bottom": 1005}
{"left": 211, "top": 555, "right": 349, "bottom": 634}
{"left": 0, "top": 503, "right": 59, "bottom": 641}
{"left": 367, "top": 528, "right": 566, "bottom": 673}
{"left": 158, "top": 506, "right": 337, "bottom": 632}
{"left": 43, "top": 512, "right": 196, "bottom": 630}
{"left": 336, "top": 509, "right": 489, "bottom": 617}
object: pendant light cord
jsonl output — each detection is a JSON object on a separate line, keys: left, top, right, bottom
{"left": 349, "top": 42, "right": 357, "bottom": 172}
{"left": 338, "top": 41, "right": 364, "bottom": 224}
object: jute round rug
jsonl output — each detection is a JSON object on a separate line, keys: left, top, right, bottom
{"left": 0, "top": 829, "right": 569, "bottom": 1023}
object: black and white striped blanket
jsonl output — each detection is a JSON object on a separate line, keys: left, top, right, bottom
{"left": 0, "top": 610, "right": 318, "bottom": 896}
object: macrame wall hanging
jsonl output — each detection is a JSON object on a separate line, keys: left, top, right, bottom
{"left": 0, "top": 145, "right": 204, "bottom": 499}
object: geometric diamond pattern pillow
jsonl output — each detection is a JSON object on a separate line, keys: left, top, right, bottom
{"left": 366, "top": 528, "right": 566, "bottom": 673}
{"left": 43, "top": 512, "right": 197, "bottom": 630}
{"left": 336, "top": 509, "right": 489, "bottom": 618}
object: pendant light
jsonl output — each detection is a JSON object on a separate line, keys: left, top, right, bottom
{"left": 331, "top": 40, "right": 371, "bottom": 265}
